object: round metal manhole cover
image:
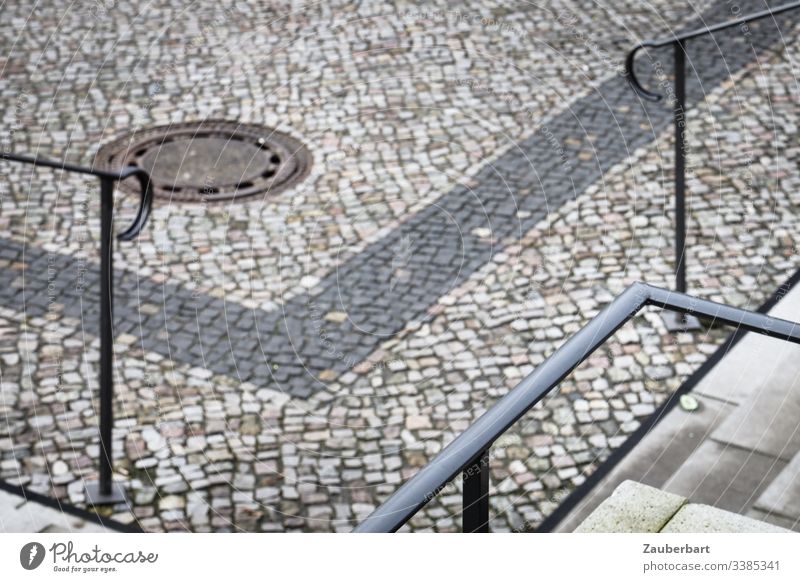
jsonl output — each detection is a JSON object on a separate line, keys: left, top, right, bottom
{"left": 96, "top": 121, "right": 312, "bottom": 203}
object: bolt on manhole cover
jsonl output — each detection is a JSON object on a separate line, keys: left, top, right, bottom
{"left": 96, "top": 121, "right": 312, "bottom": 203}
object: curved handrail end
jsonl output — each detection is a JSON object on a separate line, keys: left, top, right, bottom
{"left": 624, "top": 43, "right": 663, "bottom": 102}
{"left": 116, "top": 168, "right": 153, "bottom": 241}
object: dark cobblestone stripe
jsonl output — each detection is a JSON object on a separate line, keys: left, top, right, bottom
{"left": 2, "top": 3, "right": 797, "bottom": 398}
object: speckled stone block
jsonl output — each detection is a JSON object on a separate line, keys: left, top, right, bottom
{"left": 661, "top": 504, "right": 791, "bottom": 533}
{"left": 575, "top": 481, "right": 686, "bottom": 533}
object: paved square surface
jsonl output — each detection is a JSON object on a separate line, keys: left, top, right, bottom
{"left": 1, "top": 1, "right": 800, "bottom": 531}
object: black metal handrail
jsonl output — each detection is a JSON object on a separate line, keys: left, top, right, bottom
{"left": 625, "top": 1, "right": 800, "bottom": 101}
{"left": 0, "top": 150, "right": 153, "bottom": 505}
{"left": 624, "top": 1, "right": 800, "bottom": 331}
{"left": 354, "top": 282, "right": 800, "bottom": 532}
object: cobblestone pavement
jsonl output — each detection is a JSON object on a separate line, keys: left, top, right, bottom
{"left": 1, "top": 1, "right": 799, "bottom": 531}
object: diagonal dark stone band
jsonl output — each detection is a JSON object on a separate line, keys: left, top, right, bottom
{"left": 2, "top": 2, "right": 797, "bottom": 398}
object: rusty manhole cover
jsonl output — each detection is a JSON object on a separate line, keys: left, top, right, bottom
{"left": 96, "top": 121, "right": 312, "bottom": 202}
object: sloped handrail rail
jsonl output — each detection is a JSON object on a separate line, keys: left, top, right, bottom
{"left": 354, "top": 282, "right": 800, "bottom": 532}
{"left": 0, "top": 150, "right": 153, "bottom": 505}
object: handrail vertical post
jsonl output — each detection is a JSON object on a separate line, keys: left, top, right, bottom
{"left": 664, "top": 40, "right": 701, "bottom": 332}
{"left": 462, "top": 448, "right": 490, "bottom": 532}
{"left": 85, "top": 176, "right": 127, "bottom": 505}
{"left": 1, "top": 152, "right": 148, "bottom": 506}
{"left": 674, "top": 40, "right": 687, "bottom": 296}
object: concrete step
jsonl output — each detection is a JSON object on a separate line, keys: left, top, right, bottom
{"left": 556, "top": 282, "right": 800, "bottom": 532}
{"left": 662, "top": 503, "right": 787, "bottom": 533}
{"left": 750, "top": 451, "right": 800, "bottom": 531}
{"left": 660, "top": 440, "right": 785, "bottom": 515}
{"left": 657, "top": 301, "right": 800, "bottom": 514}
{"left": 0, "top": 490, "right": 110, "bottom": 533}
{"left": 577, "top": 481, "right": 790, "bottom": 533}
{"left": 574, "top": 481, "right": 685, "bottom": 533}
{"left": 555, "top": 394, "right": 734, "bottom": 531}
{"left": 707, "top": 357, "right": 800, "bottom": 462}
{"left": 697, "top": 291, "right": 800, "bottom": 462}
